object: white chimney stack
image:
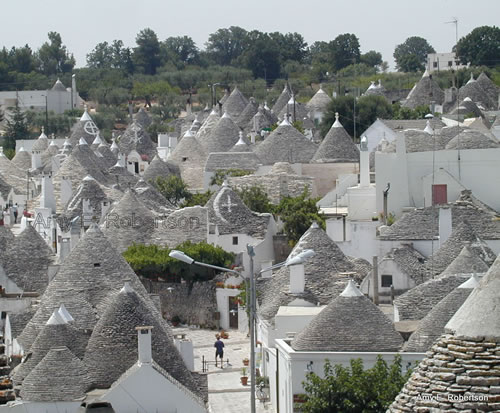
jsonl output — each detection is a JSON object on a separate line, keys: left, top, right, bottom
{"left": 60, "top": 176, "right": 73, "bottom": 208}
{"left": 439, "top": 206, "right": 452, "bottom": 247}
{"left": 136, "top": 326, "right": 153, "bottom": 365}
{"left": 289, "top": 264, "right": 305, "bottom": 294}
{"left": 40, "top": 174, "right": 56, "bottom": 213}
{"left": 359, "top": 135, "right": 370, "bottom": 187}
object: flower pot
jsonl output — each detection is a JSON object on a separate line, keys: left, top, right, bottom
{"left": 241, "top": 376, "right": 248, "bottom": 386}
{"left": 243, "top": 359, "right": 249, "bottom": 366}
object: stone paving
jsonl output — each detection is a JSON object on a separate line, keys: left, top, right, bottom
{"left": 174, "top": 327, "right": 274, "bottom": 413}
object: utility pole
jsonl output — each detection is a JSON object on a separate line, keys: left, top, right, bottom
{"left": 247, "top": 244, "right": 256, "bottom": 413}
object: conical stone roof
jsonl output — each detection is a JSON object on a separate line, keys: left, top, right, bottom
{"left": 291, "top": 280, "right": 403, "bottom": 352}
{"left": 134, "top": 179, "right": 174, "bottom": 213}
{"left": 96, "top": 142, "right": 118, "bottom": 169}
{"left": 440, "top": 244, "right": 490, "bottom": 276}
{"left": 101, "top": 190, "right": 156, "bottom": 252}
{"left": 31, "top": 130, "right": 49, "bottom": 152}
{"left": 236, "top": 97, "right": 259, "bottom": 130}
{"left": 18, "top": 224, "right": 150, "bottom": 351}
{"left": 403, "top": 71, "right": 444, "bottom": 109}
{"left": 277, "top": 98, "right": 309, "bottom": 122}
{"left": 143, "top": 155, "right": 174, "bottom": 183}
{"left": 0, "top": 225, "right": 14, "bottom": 260}
{"left": 254, "top": 119, "right": 317, "bottom": 165}
{"left": 83, "top": 284, "right": 199, "bottom": 395}
{"left": 459, "top": 77, "right": 496, "bottom": 110}
{"left": 222, "top": 86, "right": 248, "bottom": 119}
{"left": 13, "top": 308, "right": 87, "bottom": 385}
{"left": 21, "top": 347, "right": 90, "bottom": 402}
{"left": 306, "top": 86, "right": 332, "bottom": 113}
{"left": 258, "top": 222, "right": 366, "bottom": 321}
{"left": 476, "top": 72, "right": 499, "bottom": 106}
{"left": 117, "top": 121, "right": 157, "bottom": 160}
{"left": 51, "top": 78, "right": 67, "bottom": 92}
{"left": 3, "top": 224, "right": 54, "bottom": 294}
{"left": 69, "top": 108, "right": 100, "bottom": 146}
{"left": 272, "top": 84, "right": 292, "bottom": 115}
{"left": 11, "top": 147, "right": 32, "bottom": 170}
{"left": 168, "top": 130, "right": 207, "bottom": 189}
{"left": 63, "top": 176, "right": 110, "bottom": 222}
{"left": 445, "top": 129, "right": 500, "bottom": 150}
{"left": 134, "top": 107, "right": 152, "bottom": 128}
{"left": 196, "top": 109, "right": 220, "bottom": 143}
{"left": 312, "top": 113, "right": 359, "bottom": 162}
{"left": 202, "top": 113, "right": 242, "bottom": 153}
{"left": 389, "top": 254, "right": 500, "bottom": 412}
{"left": 404, "top": 274, "right": 480, "bottom": 352}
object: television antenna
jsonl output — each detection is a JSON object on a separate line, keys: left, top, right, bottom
{"left": 445, "top": 17, "right": 458, "bottom": 46}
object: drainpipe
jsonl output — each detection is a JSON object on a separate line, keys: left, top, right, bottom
{"left": 383, "top": 183, "right": 390, "bottom": 225}
{"left": 372, "top": 256, "right": 379, "bottom": 305}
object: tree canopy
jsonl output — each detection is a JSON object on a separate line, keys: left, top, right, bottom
{"left": 394, "top": 36, "right": 435, "bottom": 72}
{"left": 456, "top": 25, "right": 500, "bottom": 68}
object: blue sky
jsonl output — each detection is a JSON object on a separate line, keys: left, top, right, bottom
{"left": 3, "top": 0, "right": 499, "bottom": 69}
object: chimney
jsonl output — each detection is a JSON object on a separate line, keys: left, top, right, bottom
{"left": 40, "top": 174, "right": 56, "bottom": 213}
{"left": 260, "top": 260, "right": 273, "bottom": 279}
{"left": 359, "top": 136, "right": 369, "bottom": 187}
{"left": 71, "top": 74, "right": 77, "bottom": 108}
{"left": 136, "top": 326, "right": 153, "bottom": 364}
{"left": 439, "top": 206, "right": 452, "bottom": 246}
{"left": 289, "top": 264, "right": 305, "bottom": 294}
{"left": 174, "top": 334, "right": 195, "bottom": 371}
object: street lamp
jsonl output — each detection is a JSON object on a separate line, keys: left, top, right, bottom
{"left": 169, "top": 247, "right": 315, "bottom": 413}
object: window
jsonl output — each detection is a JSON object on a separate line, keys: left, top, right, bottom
{"left": 448, "top": 61, "right": 453, "bottom": 67}
{"left": 94, "top": 263, "right": 101, "bottom": 267}
{"left": 433, "top": 62, "right": 438, "bottom": 68}
{"left": 232, "top": 236, "right": 238, "bottom": 245}
{"left": 182, "top": 157, "right": 188, "bottom": 162}
{"left": 381, "top": 275, "right": 393, "bottom": 288}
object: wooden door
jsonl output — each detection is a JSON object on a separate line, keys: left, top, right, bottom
{"left": 432, "top": 184, "right": 447, "bottom": 205}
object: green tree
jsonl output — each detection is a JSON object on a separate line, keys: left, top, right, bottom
{"left": 235, "top": 186, "right": 274, "bottom": 213}
{"left": 238, "top": 32, "right": 282, "bottom": 80}
{"left": 152, "top": 175, "right": 192, "bottom": 206}
{"left": 205, "top": 26, "right": 249, "bottom": 66}
{"left": 161, "top": 36, "right": 199, "bottom": 68}
{"left": 275, "top": 189, "right": 325, "bottom": 245}
{"left": 394, "top": 36, "right": 435, "bottom": 72}
{"left": 210, "top": 169, "right": 253, "bottom": 186}
{"left": 133, "top": 28, "right": 161, "bottom": 75}
{"left": 180, "top": 190, "right": 213, "bottom": 207}
{"left": 456, "top": 25, "right": 500, "bottom": 68}
{"left": 36, "top": 32, "right": 75, "bottom": 75}
{"left": 301, "top": 356, "right": 412, "bottom": 413}
{"left": 4, "top": 99, "right": 30, "bottom": 150}
{"left": 86, "top": 41, "right": 113, "bottom": 68}
{"left": 360, "top": 50, "right": 383, "bottom": 69}
{"left": 269, "top": 32, "right": 309, "bottom": 64}
{"left": 331, "top": 33, "right": 361, "bottom": 71}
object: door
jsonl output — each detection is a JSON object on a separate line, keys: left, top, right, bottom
{"left": 134, "top": 162, "right": 139, "bottom": 174}
{"left": 432, "top": 184, "right": 447, "bottom": 205}
{"left": 228, "top": 296, "right": 238, "bottom": 329}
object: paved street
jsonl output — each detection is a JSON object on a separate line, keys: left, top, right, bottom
{"left": 174, "top": 327, "right": 274, "bottom": 413}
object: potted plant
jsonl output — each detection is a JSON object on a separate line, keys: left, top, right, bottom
{"left": 241, "top": 368, "right": 248, "bottom": 385}
{"left": 242, "top": 357, "right": 249, "bottom": 366}
{"left": 220, "top": 330, "right": 229, "bottom": 339}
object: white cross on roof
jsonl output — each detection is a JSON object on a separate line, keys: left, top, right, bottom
{"left": 221, "top": 195, "right": 238, "bottom": 213}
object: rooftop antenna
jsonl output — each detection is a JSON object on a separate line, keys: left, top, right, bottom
{"left": 445, "top": 17, "right": 458, "bottom": 48}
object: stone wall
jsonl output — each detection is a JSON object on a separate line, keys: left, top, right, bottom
{"left": 141, "top": 278, "right": 217, "bottom": 328}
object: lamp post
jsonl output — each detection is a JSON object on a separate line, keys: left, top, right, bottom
{"left": 169, "top": 248, "right": 315, "bottom": 413}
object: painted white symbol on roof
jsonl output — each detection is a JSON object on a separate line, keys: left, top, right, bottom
{"left": 84, "top": 121, "right": 99, "bottom": 136}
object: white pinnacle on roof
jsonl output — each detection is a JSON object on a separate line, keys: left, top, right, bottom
{"left": 360, "top": 135, "right": 368, "bottom": 151}
{"left": 210, "top": 109, "right": 218, "bottom": 116}
{"left": 58, "top": 304, "right": 75, "bottom": 323}
{"left": 422, "top": 68, "right": 430, "bottom": 78}
{"left": 340, "top": 279, "right": 364, "bottom": 297}
{"left": 221, "top": 112, "right": 230, "bottom": 119}
{"left": 466, "top": 73, "right": 475, "bottom": 85}
{"left": 110, "top": 139, "right": 119, "bottom": 150}
{"left": 310, "top": 221, "right": 320, "bottom": 229}
{"left": 38, "top": 127, "right": 48, "bottom": 140}
{"left": 49, "top": 138, "right": 57, "bottom": 146}
{"left": 423, "top": 120, "right": 434, "bottom": 134}
{"left": 280, "top": 118, "right": 291, "bottom": 126}
{"left": 83, "top": 175, "right": 95, "bottom": 181}
{"left": 235, "top": 131, "right": 247, "bottom": 146}
{"left": 464, "top": 96, "right": 472, "bottom": 102}
{"left": 457, "top": 273, "right": 481, "bottom": 289}
{"left": 264, "top": 102, "right": 270, "bottom": 110}
{"left": 19, "top": 146, "right": 26, "bottom": 152}
{"left": 332, "top": 112, "right": 342, "bottom": 128}
{"left": 63, "top": 138, "right": 71, "bottom": 147}
{"left": 183, "top": 129, "right": 194, "bottom": 138}
{"left": 378, "top": 79, "right": 383, "bottom": 88}
{"left": 120, "top": 282, "right": 134, "bottom": 294}
{"left": 79, "top": 137, "right": 88, "bottom": 145}
{"left": 222, "top": 180, "right": 229, "bottom": 188}
{"left": 367, "top": 81, "right": 377, "bottom": 91}
{"left": 92, "top": 133, "right": 103, "bottom": 146}
{"left": 80, "top": 105, "right": 92, "bottom": 121}
{"left": 287, "top": 95, "right": 296, "bottom": 105}
{"left": 46, "top": 309, "right": 67, "bottom": 326}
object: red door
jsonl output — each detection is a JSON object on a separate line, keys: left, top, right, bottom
{"left": 432, "top": 184, "right": 447, "bottom": 205}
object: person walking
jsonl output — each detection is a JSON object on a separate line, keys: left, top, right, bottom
{"left": 12, "top": 203, "right": 18, "bottom": 224}
{"left": 214, "top": 334, "right": 225, "bottom": 368}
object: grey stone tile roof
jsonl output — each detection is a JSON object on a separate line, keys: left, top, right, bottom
{"left": 305, "top": 86, "right": 332, "bottom": 113}
{"left": 96, "top": 143, "right": 118, "bottom": 169}
{"left": 394, "top": 274, "right": 469, "bottom": 321}
{"left": 277, "top": 99, "right": 309, "bottom": 122}
{"left": 445, "top": 129, "right": 500, "bottom": 150}
{"left": 448, "top": 97, "right": 484, "bottom": 118}
{"left": 271, "top": 84, "right": 292, "bottom": 115}
{"left": 134, "top": 179, "right": 175, "bottom": 213}
{"left": 169, "top": 131, "right": 207, "bottom": 190}
{"left": 83, "top": 285, "right": 200, "bottom": 397}
{"left": 31, "top": 132, "right": 49, "bottom": 152}
{"left": 291, "top": 282, "right": 403, "bottom": 352}
{"left": 143, "top": 155, "right": 175, "bottom": 182}
{"left": 7, "top": 309, "right": 35, "bottom": 338}
{"left": 51, "top": 78, "right": 67, "bottom": 92}
{"left": 402, "top": 72, "right": 445, "bottom": 109}
{"left": 446, "top": 252, "right": 500, "bottom": 339}
{"left": 0, "top": 151, "right": 26, "bottom": 183}
{"left": 0, "top": 225, "right": 15, "bottom": 258}
{"left": 376, "top": 245, "right": 426, "bottom": 285}
{"left": 117, "top": 121, "right": 157, "bottom": 160}
{"left": 11, "top": 147, "right": 32, "bottom": 170}
{"left": 17, "top": 224, "right": 150, "bottom": 351}
{"left": 3, "top": 224, "right": 55, "bottom": 294}
{"left": 69, "top": 111, "right": 100, "bottom": 146}
{"left": 202, "top": 113, "right": 242, "bottom": 154}
{"left": 440, "top": 245, "right": 490, "bottom": 276}
{"left": 236, "top": 97, "right": 258, "bottom": 129}
{"left": 424, "top": 221, "right": 496, "bottom": 279}
{"left": 204, "top": 152, "right": 261, "bottom": 173}
{"left": 107, "top": 163, "right": 138, "bottom": 188}
{"left": 196, "top": 109, "right": 220, "bottom": 143}
{"left": 253, "top": 120, "right": 318, "bottom": 165}
{"left": 379, "top": 190, "right": 500, "bottom": 241}
{"left": 134, "top": 107, "right": 152, "bottom": 128}
{"left": 258, "top": 223, "right": 370, "bottom": 321}
{"left": 477, "top": 72, "right": 499, "bottom": 107}
{"left": 101, "top": 190, "right": 156, "bottom": 252}
{"left": 379, "top": 118, "right": 445, "bottom": 133}
{"left": 251, "top": 106, "right": 274, "bottom": 133}
{"left": 312, "top": 114, "right": 359, "bottom": 162}
{"left": 222, "top": 86, "right": 249, "bottom": 119}
{"left": 459, "top": 76, "right": 497, "bottom": 110}
{"left": 206, "top": 183, "right": 269, "bottom": 238}
{"left": 389, "top": 334, "right": 500, "bottom": 412}
{"left": 0, "top": 172, "right": 13, "bottom": 200}
{"left": 20, "top": 346, "right": 91, "bottom": 402}
{"left": 13, "top": 311, "right": 88, "bottom": 385}
{"left": 403, "top": 274, "right": 479, "bottom": 352}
